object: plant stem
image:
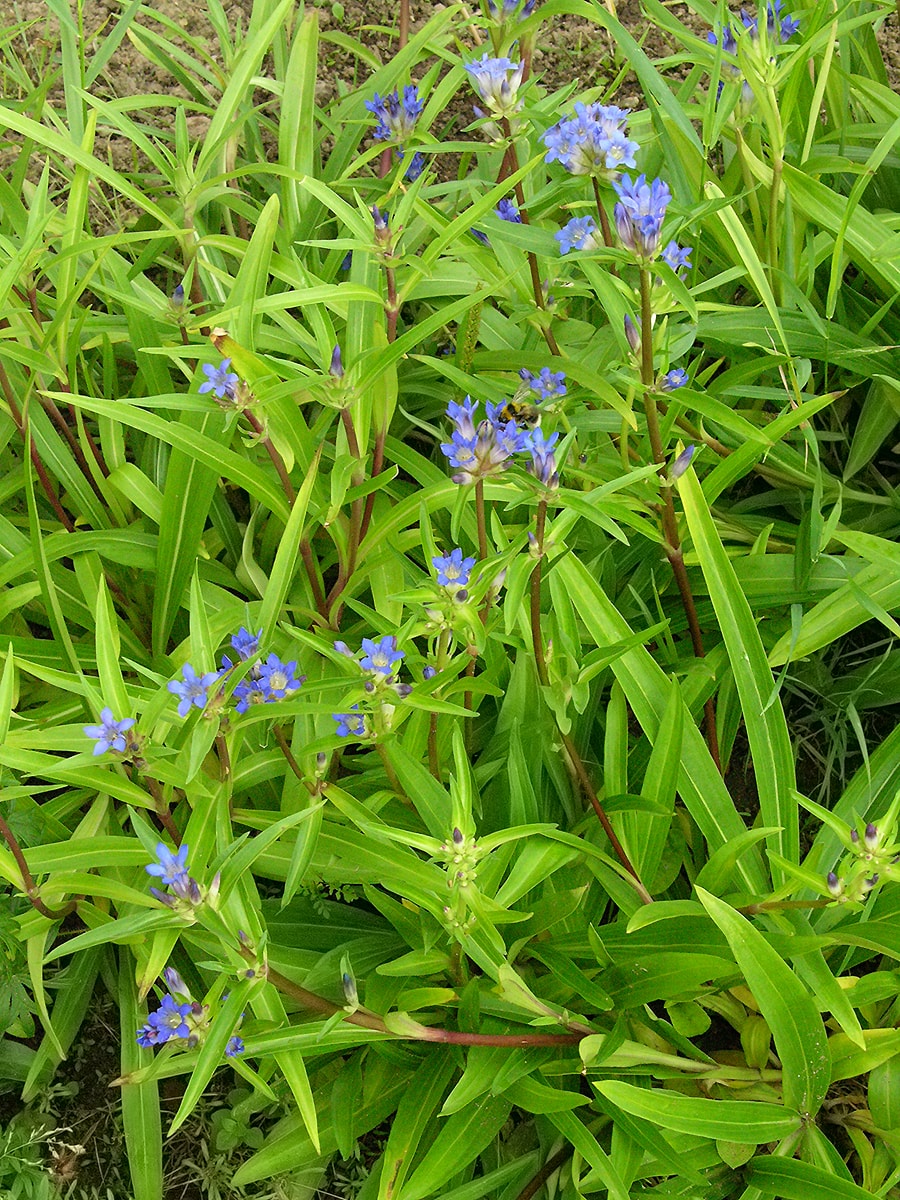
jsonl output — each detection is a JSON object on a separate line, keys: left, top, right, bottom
{"left": 515, "top": 1145, "right": 574, "bottom": 1200}
{"left": 326, "top": 408, "right": 366, "bottom": 620}
{"left": 0, "top": 811, "right": 76, "bottom": 920}
{"left": 273, "top": 723, "right": 313, "bottom": 792}
{"left": 498, "top": 119, "right": 561, "bottom": 357}
{"left": 240, "top": 944, "right": 583, "bottom": 1046}
{"left": 591, "top": 175, "right": 616, "bottom": 255}
{"left": 639, "top": 269, "right": 721, "bottom": 772}
{"left": 530, "top": 499, "right": 653, "bottom": 903}
{"left": 243, "top": 409, "right": 295, "bottom": 504}
{"left": 474, "top": 479, "right": 489, "bottom": 563}
{"left": 142, "top": 775, "right": 182, "bottom": 845}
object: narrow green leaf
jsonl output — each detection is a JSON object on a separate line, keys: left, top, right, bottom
{"left": 119, "top": 954, "right": 163, "bottom": 1200}
{"left": 378, "top": 1054, "right": 456, "bottom": 1199}
{"left": 748, "top": 1154, "right": 880, "bottom": 1199}
{"left": 595, "top": 1082, "right": 801, "bottom": 1144}
{"left": 696, "top": 888, "right": 830, "bottom": 1116}
{"left": 401, "top": 1094, "right": 512, "bottom": 1200}
{"left": 679, "top": 467, "right": 797, "bottom": 874}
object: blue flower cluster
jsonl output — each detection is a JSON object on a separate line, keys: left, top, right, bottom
{"left": 613, "top": 174, "right": 672, "bottom": 259}
{"left": 520, "top": 367, "right": 566, "bottom": 402}
{"left": 166, "top": 627, "right": 305, "bottom": 718}
{"left": 486, "top": 0, "right": 536, "bottom": 19}
{"left": 543, "top": 103, "right": 638, "bottom": 179}
{"left": 710, "top": 0, "right": 800, "bottom": 46}
{"left": 146, "top": 842, "right": 202, "bottom": 907}
{"left": 440, "top": 397, "right": 560, "bottom": 489}
{"left": 496, "top": 198, "right": 521, "bottom": 223}
{"left": 464, "top": 55, "right": 524, "bottom": 118}
{"left": 440, "top": 396, "right": 529, "bottom": 484}
{"left": 331, "top": 636, "right": 408, "bottom": 738}
{"left": 364, "top": 85, "right": 423, "bottom": 142}
{"left": 136, "top": 967, "right": 244, "bottom": 1056}
{"left": 365, "top": 85, "right": 426, "bottom": 180}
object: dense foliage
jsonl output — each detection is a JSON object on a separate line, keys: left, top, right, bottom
{"left": 2, "top": 0, "right": 900, "bottom": 1196}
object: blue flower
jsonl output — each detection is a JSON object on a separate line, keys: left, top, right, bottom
{"left": 198, "top": 359, "right": 239, "bottom": 401}
{"left": 146, "top": 842, "right": 190, "bottom": 888}
{"left": 136, "top": 995, "right": 193, "bottom": 1047}
{"left": 360, "top": 636, "right": 404, "bottom": 676}
{"left": 364, "top": 85, "right": 423, "bottom": 142}
{"left": 397, "top": 148, "right": 425, "bottom": 181}
{"left": 257, "top": 654, "right": 305, "bottom": 701}
{"left": 496, "top": 198, "right": 521, "bottom": 222}
{"left": 441, "top": 396, "right": 529, "bottom": 485}
{"left": 487, "top": 0, "right": 536, "bottom": 18}
{"left": 660, "top": 241, "right": 692, "bottom": 274}
{"left": 167, "top": 663, "right": 220, "bottom": 718}
{"left": 226, "top": 1035, "right": 245, "bottom": 1057}
{"left": 433, "top": 548, "right": 476, "bottom": 588}
{"left": 543, "top": 102, "right": 638, "bottom": 179}
{"left": 524, "top": 428, "right": 560, "bottom": 488}
{"left": 520, "top": 367, "right": 566, "bottom": 401}
{"left": 230, "top": 627, "right": 262, "bottom": 662}
{"left": 464, "top": 54, "right": 524, "bottom": 116}
{"left": 333, "top": 705, "right": 367, "bottom": 738}
{"left": 555, "top": 215, "right": 599, "bottom": 254}
{"left": 613, "top": 174, "right": 671, "bottom": 258}
{"left": 84, "top": 707, "right": 135, "bottom": 755}
{"left": 662, "top": 368, "right": 689, "bottom": 391}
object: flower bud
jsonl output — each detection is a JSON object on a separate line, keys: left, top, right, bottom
{"left": 826, "top": 871, "right": 842, "bottom": 897}
{"left": 330, "top": 344, "right": 344, "bottom": 378}
{"left": 865, "top": 823, "right": 879, "bottom": 851}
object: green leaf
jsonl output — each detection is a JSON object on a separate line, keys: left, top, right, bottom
{"left": 748, "top": 1154, "right": 881, "bottom": 1199}
{"left": 695, "top": 888, "right": 830, "bottom": 1116}
{"left": 556, "top": 555, "right": 766, "bottom": 892}
{"left": 118, "top": 954, "right": 163, "bottom": 1200}
{"left": 400, "top": 1094, "right": 512, "bottom": 1200}
{"left": 595, "top": 1082, "right": 801, "bottom": 1144}
{"left": 679, "top": 467, "right": 797, "bottom": 875}
{"left": 377, "top": 1054, "right": 456, "bottom": 1199}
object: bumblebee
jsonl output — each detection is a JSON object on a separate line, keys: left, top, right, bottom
{"left": 494, "top": 388, "right": 542, "bottom": 428}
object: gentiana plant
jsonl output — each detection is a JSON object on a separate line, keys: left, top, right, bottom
{"left": 1, "top": 0, "right": 900, "bottom": 1196}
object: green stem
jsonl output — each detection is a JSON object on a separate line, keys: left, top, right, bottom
{"left": 239, "top": 943, "right": 582, "bottom": 1046}
{"left": 515, "top": 1145, "right": 574, "bottom": 1200}
{"left": 474, "top": 479, "right": 489, "bottom": 563}
{"left": 639, "top": 270, "right": 721, "bottom": 773}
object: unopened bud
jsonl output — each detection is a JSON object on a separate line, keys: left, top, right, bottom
{"left": 624, "top": 314, "right": 641, "bottom": 355}
{"left": 452, "top": 827, "right": 464, "bottom": 846}
{"left": 334, "top": 641, "right": 354, "bottom": 657}
{"left": 163, "top": 967, "right": 189, "bottom": 998}
{"left": 865, "top": 823, "right": 879, "bottom": 851}
{"left": 342, "top": 971, "right": 358, "bottom": 1008}
{"left": 826, "top": 871, "right": 841, "bottom": 897}
{"left": 372, "top": 206, "right": 390, "bottom": 243}
{"left": 171, "top": 282, "right": 185, "bottom": 307}
{"left": 330, "top": 344, "right": 344, "bottom": 378}
{"left": 670, "top": 444, "right": 695, "bottom": 481}
{"left": 850, "top": 828, "right": 860, "bottom": 844}
{"left": 423, "top": 666, "right": 437, "bottom": 681}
